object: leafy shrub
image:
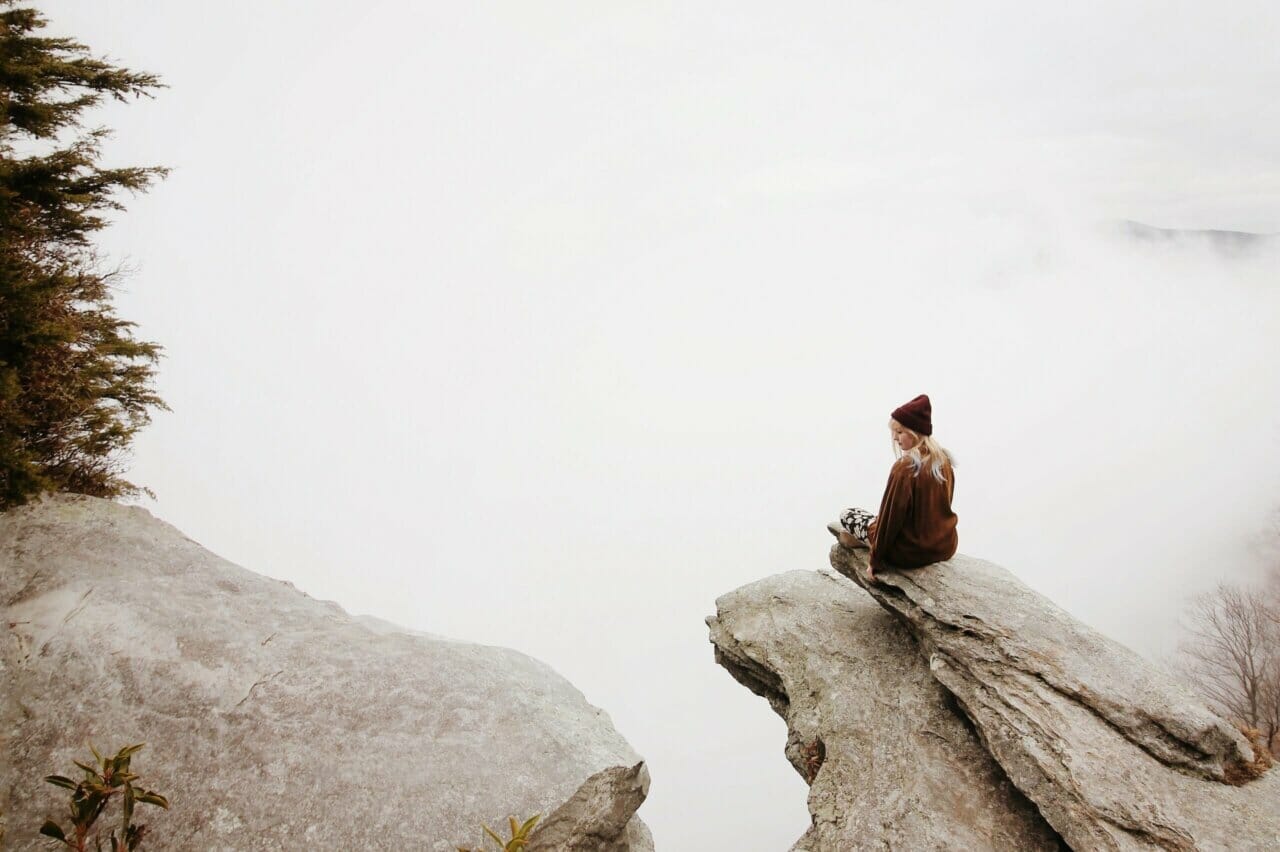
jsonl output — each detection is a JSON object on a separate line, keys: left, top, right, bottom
{"left": 39, "top": 743, "right": 169, "bottom": 851}
{"left": 457, "top": 814, "right": 541, "bottom": 851}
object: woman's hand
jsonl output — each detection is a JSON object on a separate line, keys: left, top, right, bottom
{"left": 866, "top": 563, "right": 877, "bottom": 582}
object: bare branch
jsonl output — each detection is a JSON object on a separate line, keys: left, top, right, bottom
{"left": 1178, "top": 582, "right": 1280, "bottom": 738}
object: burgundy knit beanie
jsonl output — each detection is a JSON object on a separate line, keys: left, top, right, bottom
{"left": 891, "top": 394, "right": 933, "bottom": 436}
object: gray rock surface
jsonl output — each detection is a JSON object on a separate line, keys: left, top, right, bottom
{"left": 527, "top": 761, "right": 652, "bottom": 851}
{"left": 706, "top": 570, "right": 1062, "bottom": 851}
{"left": 832, "top": 543, "right": 1280, "bottom": 851}
{"left": 0, "top": 494, "right": 651, "bottom": 851}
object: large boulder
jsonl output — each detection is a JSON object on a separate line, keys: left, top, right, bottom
{"left": 706, "top": 570, "right": 1062, "bottom": 850}
{"left": 832, "top": 544, "right": 1280, "bottom": 851}
{"left": 0, "top": 494, "right": 650, "bottom": 851}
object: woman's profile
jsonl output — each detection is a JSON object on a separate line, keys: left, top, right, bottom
{"left": 830, "top": 394, "right": 959, "bottom": 581}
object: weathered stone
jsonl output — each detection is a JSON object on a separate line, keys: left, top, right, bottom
{"left": 707, "top": 570, "right": 1063, "bottom": 851}
{"left": 0, "top": 494, "right": 651, "bottom": 851}
{"left": 527, "top": 761, "right": 652, "bottom": 851}
{"left": 833, "top": 544, "right": 1280, "bottom": 851}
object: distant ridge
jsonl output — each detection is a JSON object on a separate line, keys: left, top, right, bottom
{"left": 1117, "top": 219, "right": 1277, "bottom": 253}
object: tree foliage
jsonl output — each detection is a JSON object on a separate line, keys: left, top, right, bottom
{"left": 0, "top": 1, "right": 168, "bottom": 508}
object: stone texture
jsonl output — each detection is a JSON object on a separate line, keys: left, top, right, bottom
{"left": 706, "top": 570, "right": 1062, "bottom": 851}
{"left": 527, "top": 761, "right": 652, "bottom": 851}
{"left": 832, "top": 543, "right": 1280, "bottom": 851}
{"left": 0, "top": 494, "right": 650, "bottom": 851}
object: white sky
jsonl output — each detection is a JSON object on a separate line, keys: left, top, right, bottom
{"left": 34, "top": 2, "right": 1280, "bottom": 848}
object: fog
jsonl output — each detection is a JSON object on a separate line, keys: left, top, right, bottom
{"left": 36, "top": 2, "right": 1280, "bottom": 848}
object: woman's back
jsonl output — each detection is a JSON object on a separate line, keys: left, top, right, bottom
{"left": 871, "top": 456, "right": 958, "bottom": 570}
{"left": 835, "top": 393, "right": 959, "bottom": 579}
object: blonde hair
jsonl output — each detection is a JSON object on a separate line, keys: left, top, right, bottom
{"left": 890, "top": 420, "right": 956, "bottom": 483}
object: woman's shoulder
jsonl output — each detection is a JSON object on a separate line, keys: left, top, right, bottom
{"left": 890, "top": 456, "right": 916, "bottom": 476}
{"left": 888, "top": 454, "right": 952, "bottom": 480}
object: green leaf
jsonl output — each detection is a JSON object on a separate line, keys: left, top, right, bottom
{"left": 82, "top": 781, "right": 112, "bottom": 800}
{"left": 113, "top": 744, "right": 143, "bottom": 774}
{"left": 45, "top": 775, "right": 78, "bottom": 790}
{"left": 519, "top": 814, "right": 540, "bottom": 835}
{"left": 74, "top": 760, "right": 99, "bottom": 776}
{"left": 134, "top": 790, "right": 169, "bottom": 809}
{"left": 483, "top": 824, "right": 505, "bottom": 845}
{"left": 39, "top": 820, "right": 67, "bottom": 841}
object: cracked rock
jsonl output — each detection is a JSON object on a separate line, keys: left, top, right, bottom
{"left": 707, "top": 570, "right": 1062, "bottom": 850}
{"left": 1, "top": 494, "right": 651, "bottom": 850}
{"left": 833, "top": 544, "right": 1280, "bottom": 850}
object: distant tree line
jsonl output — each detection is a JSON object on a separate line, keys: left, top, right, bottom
{"left": 0, "top": 0, "right": 167, "bottom": 509}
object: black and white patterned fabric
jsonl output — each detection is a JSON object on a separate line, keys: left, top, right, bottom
{"left": 840, "top": 507, "right": 876, "bottom": 543}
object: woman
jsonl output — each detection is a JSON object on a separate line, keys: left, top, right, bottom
{"left": 833, "top": 394, "right": 958, "bottom": 581}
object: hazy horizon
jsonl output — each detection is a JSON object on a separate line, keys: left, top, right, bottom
{"left": 32, "top": 2, "right": 1280, "bottom": 847}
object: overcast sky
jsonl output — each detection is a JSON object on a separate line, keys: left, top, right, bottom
{"left": 35, "top": 2, "right": 1280, "bottom": 848}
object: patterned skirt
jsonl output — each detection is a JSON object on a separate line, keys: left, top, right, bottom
{"left": 839, "top": 507, "right": 876, "bottom": 544}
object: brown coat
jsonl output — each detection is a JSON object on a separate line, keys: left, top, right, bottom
{"left": 868, "top": 456, "right": 958, "bottom": 571}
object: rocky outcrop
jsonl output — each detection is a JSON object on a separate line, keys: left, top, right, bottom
{"left": 707, "top": 571, "right": 1062, "bottom": 850}
{"left": 831, "top": 544, "right": 1280, "bottom": 851}
{"left": 1, "top": 494, "right": 650, "bottom": 851}
{"left": 528, "top": 762, "right": 653, "bottom": 851}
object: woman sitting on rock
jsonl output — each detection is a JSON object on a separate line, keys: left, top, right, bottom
{"left": 831, "top": 394, "right": 958, "bottom": 581}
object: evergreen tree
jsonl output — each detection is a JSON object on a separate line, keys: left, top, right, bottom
{"left": 0, "top": 1, "right": 168, "bottom": 508}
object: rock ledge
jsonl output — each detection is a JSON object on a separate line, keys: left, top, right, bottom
{"left": 1, "top": 494, "right": 651, "bottom": 851}
{"left": 831, "top": 543, "right": 1280, "bottom": 851}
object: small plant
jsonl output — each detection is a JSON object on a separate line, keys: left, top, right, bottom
{"left": 39, "top": 743, "right": 169, "bottom": 851}
{"left": 457, "top": 814, "right": 541, "bottom": 851}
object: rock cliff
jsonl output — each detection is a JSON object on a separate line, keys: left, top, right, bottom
{"left": 707, "top": 571, "right": 1061, "bottom": 850}
{"left": 709, "top": 542, "right": 1280, "bottom": 850}
{"left": 0, "top": 494, "right": 651, "bottom": 850}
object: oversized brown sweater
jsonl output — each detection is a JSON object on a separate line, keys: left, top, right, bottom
{"left": 869, "top": 456, "right": 958, "bottom": 571}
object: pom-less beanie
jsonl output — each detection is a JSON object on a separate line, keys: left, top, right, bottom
{"left": 891, "top": 394, "right": 933, "bottom": 436}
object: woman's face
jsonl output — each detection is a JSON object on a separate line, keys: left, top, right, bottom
{"left": 890, "top": 420, "right": 919, "bottom": 452}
